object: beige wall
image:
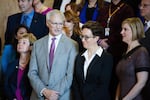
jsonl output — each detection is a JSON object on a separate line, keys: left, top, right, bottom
{"left": 0, "top": 0, "right": 54, "bottom": 51}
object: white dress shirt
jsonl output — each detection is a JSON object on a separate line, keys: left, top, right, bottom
{"left": 82, "top": 47, "right": 103, "bottom": 79}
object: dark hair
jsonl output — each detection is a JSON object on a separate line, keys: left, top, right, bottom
{"left": 82, "top": 21, "right": 104, "bottom": 39}
{"left": 65, "top": 2, "right": 80, "bottom": 13}
{"left": 13, "top": 24, "right": 30, "bottom": 58}
{"left": 14, "top": 24, "right": 30, "bottom": 36}
{"left": 78, "top": 0, "right": 104, "bottom": 11}
{"left": 40, "top": 0, "right": 44, "bottom": 3}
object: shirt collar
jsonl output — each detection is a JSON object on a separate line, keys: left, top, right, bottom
{"left": 82, "top": 47, "right": 103, "bottom": 57}
{"left": 49, "top": 34, "right": 62, "bottom": 40}
{"left": 23, "top": 10, "right": 34, "bottom": 19}
{"left": 145, "top": 20, "right": 150, "bottom": 27}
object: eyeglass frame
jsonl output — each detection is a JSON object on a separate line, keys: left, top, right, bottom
{"left": 139, "top": 3, "right": 150, "bottom": 8}
{"left": 80, "top": 35, "right": 96, "bottom": 41}
{"left": 47, "top": 20, "right": 64, "bottom": 27}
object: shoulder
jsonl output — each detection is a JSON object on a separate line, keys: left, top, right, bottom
{"left": 34, "top": 35, "right": 48, "bottom": 45}
{"left": 62, "top": 34, "right": 78, "bottom": 46}
{"left": 101, "top": 50, "right": 113, "bottom": 59}
{"left": 8, "top": 13, "right": 22, "bottom": 19}
{"left": 34, "top": 12, "right": 46, "bottom": 19}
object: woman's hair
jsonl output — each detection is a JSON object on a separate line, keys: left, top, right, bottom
{"left": 20, "top": 33, "right": 37, "bottom": 46}
{"left": 122, "top": 17, "right": 145, "bottom": 41}
{"left": 14, "top": 24, "right": 30, "bottom": 36}
{"left": 78, "top": 0, "right": 104, "bottom": 11}
{"left": 64, "top": 10, "right": 81, "bottom": 35}
{"left": 82, "top": 21, "right": 104, "bottom": 39}
{"left": 65, "top": 2, "right": 80, "bottom": 14}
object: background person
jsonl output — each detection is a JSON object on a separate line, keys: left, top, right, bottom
{"left": 33, "top": 0, "right": 52, "bottom": 15}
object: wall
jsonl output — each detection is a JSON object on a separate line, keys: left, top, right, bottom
{"left": 0, "top": 0, "right": 54, "bottom": 52}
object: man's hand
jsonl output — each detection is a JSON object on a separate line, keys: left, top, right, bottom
{"left": 43, "top": 89, "right": 60, "bottom": 100}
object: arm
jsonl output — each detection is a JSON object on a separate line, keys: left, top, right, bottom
{"left": 123, "top": 71, "right": 148, "bottom": 100}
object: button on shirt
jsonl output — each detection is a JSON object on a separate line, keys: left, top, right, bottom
{"left": 82, "top": 47, "right": 103, "bottom": 79}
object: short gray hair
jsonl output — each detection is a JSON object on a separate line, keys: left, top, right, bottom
{"left": 46, "top": 9, "right": 66, "bottom": 22}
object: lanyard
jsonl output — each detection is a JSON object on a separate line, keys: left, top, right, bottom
{"left": 107, "top": 3, "right": 124, "bottom": 27}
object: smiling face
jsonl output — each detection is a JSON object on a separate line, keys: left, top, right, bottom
{"left": 120, "top": 23, "right": 132, "bottom": 44}
{"left": 18, "top": 0, "right": 33, "bottom": 13}
{"left": 46, "top": 13, "right": 64, "bottom": 36}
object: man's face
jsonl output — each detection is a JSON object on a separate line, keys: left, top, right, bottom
{"left": 18, "top": 0, "right": 33, "bottom": 13}
{"left": 46, "top": 14, "right": 64, "bottom": 36}
{"left": 140, "top": 0, "right": 150, "bottom": 20}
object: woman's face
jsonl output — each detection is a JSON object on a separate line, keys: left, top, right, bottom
{"left": 120, "top": 23, "right": 132, "bottom": 44}
{"left": 33, "top": 0, "right": 40, "bottom": 6}
{"left": 64, "top": 20, "right": 74, "bottom": 32}
{"left": 17, "top": 38, "right": 30, "bottom": 53}
{"left": 81, "top": 28, "right": 97, "bottom": 49}
{"left": 16, "top": 27, "right": 28, "bottom": 40}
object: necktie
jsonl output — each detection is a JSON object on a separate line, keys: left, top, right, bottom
{"left": 22, "top": 15, "right": 28, "bottom": 26}
{"left": 49, "top": 37, "right": 56, "bottom": 71}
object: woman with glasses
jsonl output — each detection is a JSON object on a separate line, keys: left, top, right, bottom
{"left": 72, "top": 21, "right": 113, "bottom": 100}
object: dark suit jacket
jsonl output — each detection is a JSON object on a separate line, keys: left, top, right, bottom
{"left": 139, "top": 28, "right": 150, "bottom": 55}
{"left": 5, "top": 12, "right": 48, "bottom": 44}
{"left": 72, "top": 50, "right": 113, "bottom": 100}
{"left": 4, "top": 59, "right": 32, "bottom": 100}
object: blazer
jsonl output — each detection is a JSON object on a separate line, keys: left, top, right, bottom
{"left": 4, "top": 59, "right": 32, "bottom": 100}
{"left": 139, "top": 28, "right": 150, "bottom": 55}
{"left": 28, "top": 34, "right": 78, "bottom": 100}
{"left": 5, "top": 12, "right": 48, "bottom": 44}
{"left": 72, "top": 50, "right": 113, "bottom": 100}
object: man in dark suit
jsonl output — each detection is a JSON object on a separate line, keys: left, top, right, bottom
{"left": 139, "top": 0, "right": 150, "bottom": 55}
{"left": 5, "top": 0, "right": 48, "bottom": 44}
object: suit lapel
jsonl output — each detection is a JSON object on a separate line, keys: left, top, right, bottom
{"left": 86, "top": 55, "right": 101, "bottom": 80}
{"left": 30, "top": 12, "right": 38, "bottom": 29}
{"left": 80, "top": 56, "right": 86, "bottom": 81}
{"left": 43, "top": 36, "right": 49, "bottom": 72}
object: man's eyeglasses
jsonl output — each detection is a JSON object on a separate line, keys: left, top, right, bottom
{"left": 48, "top": 20, "right": 64, "bottom": 26}
{"left": 80, "top": 35, "right": 95, "bottom": 41}
{"left": 139, "top": 4, "right": 150, "bottom": 8}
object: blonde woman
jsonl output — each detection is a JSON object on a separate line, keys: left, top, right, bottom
{"left": 116, "top": 17, "right": 150, "bottom": 100}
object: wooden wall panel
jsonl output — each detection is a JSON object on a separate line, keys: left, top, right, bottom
{"left": 0, "top": 0, "right": 54, "bottom": 53}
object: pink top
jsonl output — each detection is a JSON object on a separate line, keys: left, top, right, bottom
{"left": 15, "top": 67, "right": 25, "bottom": 100}
{"left": 41, "top": 8, "right": 52, "bottom": 15}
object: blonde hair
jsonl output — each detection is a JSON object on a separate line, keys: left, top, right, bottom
{"left": 20, "top": 33, "right": 37, "bottom": 45}
{"left": 122, "top": 17, "right": 145, "bottom": 40}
